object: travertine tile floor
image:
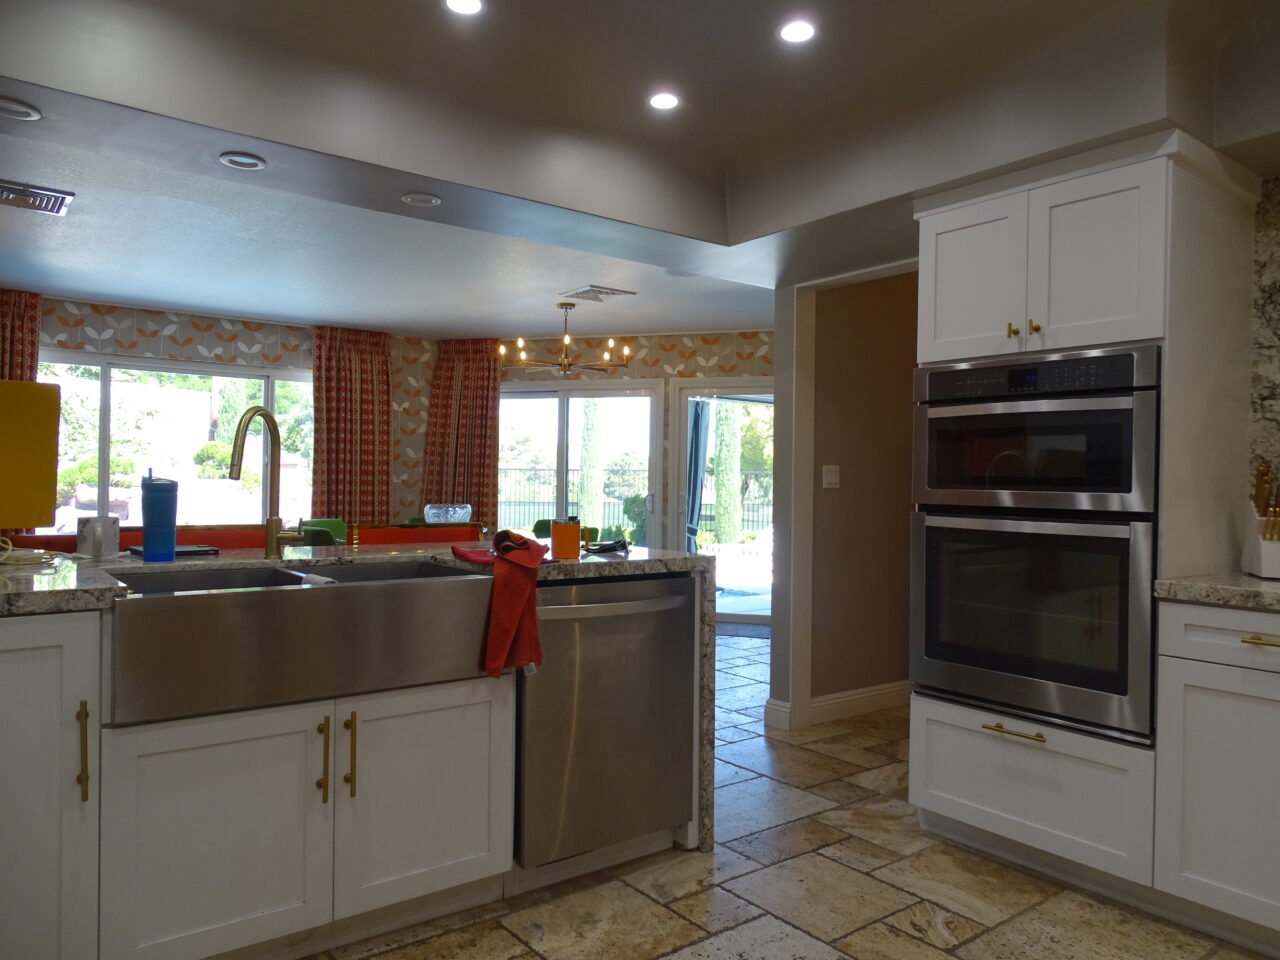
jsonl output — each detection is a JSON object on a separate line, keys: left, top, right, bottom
{"left": 302, "top": 633, "right": 1267, "bottom": 960}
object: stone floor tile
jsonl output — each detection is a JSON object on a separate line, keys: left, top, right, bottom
{"left": 715, "top": 707, "right": 759, "bottom": 729}
{"left": 834, "top": 921, "right": 954, "bottom": 960}
{"left": 833, "top": 712, "right": 911, "bottom": 741}
{"left": 500, "top": 879, "right": 701, "bottom": 960}
{"left": 733, "top": 719, "right": 765, "bottom": 735}
{"left": 720, "top": 661, "right": 771, "bottom": 683}
{"left": 737, "top": 705, "right": 767, "bottom": 719}
{"left": 874, "top": 844, "right": 1058, "bottom": 927}
{"left": 724, "top": 816, "right": 849, "bottom": 865}
{"left": 759, "top": 721, "right": 851, "bottom": 745}
{"left": 1212, "top": 947, "right": 1273, "bottom": 960}
{"left": 725, "top": 852, "right": 917, "bottom": 940}
{"left": 807, "top": 779, "right": 878, "bottom": 806}
{"left": 883, "top": 900, "right": 986, "bottom": 949}
{"left": 819, "top": 834, "right": 904, "bottom": 872}
{"left": 329, "top": 903, "right": 511, "bottom": 959}
{"left": 715, "top": 760, "right": 758, "bottom": 787}
{"left": 846, "top": 761, "right": 910, "bottom": 796}
{"left": 716, "top": 682, "right": 771, "bottom": 712}
{"left": 956, "top": 889, "right": 1214, "bottom": 960}
{"left": 715, "top": 671, "right": 758, "bottom": 691}
{"left": 716, "top": 735, "right": 861, "bottom": 787}
{"left": 377, "top": 921, "right": 529, "bottom": 960}
{"left": 714, "top": 776, "right": 837, "bottom": 842}
{"left": 615, "top": 846, "right": 758, "bottom": 902}
{"left": 715, "top": 726, "right": 759, "bottom": 744}
{"left": 668, "top": 887, "right": 764, "bottom": 933}
{"left": 814, "top": 797, "right": 936, "bottom": 856}
{"left": 660, "top": 915, "right": 846, "bottom": 960}
{"left": 868, "top": 738, "right": 911, "bottom": 761}
{"left": 803, "top": 734, "right": 900, "bottom": 767}
{"left": 715, "top": 656, "right": 755, "bottom": 667}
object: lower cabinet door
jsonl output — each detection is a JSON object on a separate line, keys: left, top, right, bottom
{"left": 1155, "top": 656, "right": 1280, "bottom": 929}
{"left": 333, "top": 676, "right": 515, "bottom": 919}
{"left": 100, "top": 702, "right": 335, "bottom": 960}
{"left": 909, "top": 695, "right": 1155, "bottom": 883}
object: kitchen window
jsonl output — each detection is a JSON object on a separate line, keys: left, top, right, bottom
{"left": 36, "top": 352, "right": 313, "bottom": 533}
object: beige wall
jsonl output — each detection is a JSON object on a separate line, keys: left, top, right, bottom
{"left": 809, "top": 273, "right": 917, "bottom": 698}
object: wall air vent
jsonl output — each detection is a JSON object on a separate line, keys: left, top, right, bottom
{"left": 558, "top": 284, "right": 636, "bottom": 303}
{"left": 0, "top": 180, "right": 75, "bottom": 216}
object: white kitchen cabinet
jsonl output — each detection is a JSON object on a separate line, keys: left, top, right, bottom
{"left": 1154, "top": 654, "right": 1280, "bottom": 929}
{"left": 1027, "top": 160, "right": 1167, "bottom": 351}
{"left": 917, "top": 158, "right": 1167, "bottom": 363}
{"left": 909, "top": 695, "right": 1155, "bottom": 884}
{"left": 917, "top": 193, "right": 1029, "bottom": 363}
{"left": 100, "top": 702, "right": 335, "bottom": 960}
{"left": 333, "top": 677, "right": 515, "bottom": 918}
{"left": 0, "top": 612, "right": 100, "bottom": 960}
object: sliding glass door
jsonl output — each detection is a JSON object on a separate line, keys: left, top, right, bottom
{"left": 498, "top": 384, "right": 660, "bottom": 547}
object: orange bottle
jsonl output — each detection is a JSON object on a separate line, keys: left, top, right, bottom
{"left": 550, "top": 516, "right": 581, "bottom": 560}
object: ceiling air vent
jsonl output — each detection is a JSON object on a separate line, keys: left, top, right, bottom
{"left": 558, "top": 284, "right": 636, "bottom": 303}
{"left": 0, "top": 180, "right": 75, "bottom": 216}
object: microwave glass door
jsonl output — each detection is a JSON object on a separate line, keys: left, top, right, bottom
{"left": 924, "top": 520, "right": 1130, "bottom": 695}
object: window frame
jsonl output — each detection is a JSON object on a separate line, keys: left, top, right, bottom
{"left": 38, "top": 347, "right": 313, "bottom": 526}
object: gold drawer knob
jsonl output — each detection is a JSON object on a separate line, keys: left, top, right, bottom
{"left": 1006, "top": 322, "right": 1021, "bottom": 339}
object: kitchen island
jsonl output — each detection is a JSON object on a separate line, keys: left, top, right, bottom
{"left": 0, "top": 541, "right": 717, "bottom": 960}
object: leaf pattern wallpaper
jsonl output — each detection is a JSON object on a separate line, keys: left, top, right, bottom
{"left": 498, "top": 330, "right": 773, "bottom": 382}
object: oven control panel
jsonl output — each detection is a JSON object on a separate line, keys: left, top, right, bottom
{"left": 927, "top": 352, "right": 1137, "bottom": 401}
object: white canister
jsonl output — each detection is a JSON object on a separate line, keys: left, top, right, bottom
{"left": 77, "top": 516, "right": 121, "bottom": 558}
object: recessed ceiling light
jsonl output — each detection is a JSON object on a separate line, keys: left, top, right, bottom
{"left": 445, "top": 0, "right": 482, "bottom": 13}
{"left": 779, "top": 20, "right": 816, "bottom": 43}
{"left": 649, "top": 92, "right": 680, "bottom": 110}
{"left": 401, "top": 192, "right": 443, "bottom": 207}
{"left": 218, "top": 151, "right": 267, "bottom": 171}
{"left": 0, "top": 96, "right": 42, "bottom": 121}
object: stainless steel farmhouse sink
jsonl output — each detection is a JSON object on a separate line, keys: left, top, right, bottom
{"left": 107, "top": 561, "right": 493, "bottom": 725}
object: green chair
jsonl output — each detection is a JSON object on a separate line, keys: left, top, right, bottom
{"left": 302, "top": 518, "right": 346, "bottom": 545}
{"left": 301, "top": 525, "right": 337, "bottom": 546}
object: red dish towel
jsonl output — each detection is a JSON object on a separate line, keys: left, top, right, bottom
{"left": 454, "top": 532, "right": 548, "bottom": 677}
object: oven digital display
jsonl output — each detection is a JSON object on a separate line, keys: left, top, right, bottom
{"left": 1008, "top": 368, "right": 1037, "bottom": 392}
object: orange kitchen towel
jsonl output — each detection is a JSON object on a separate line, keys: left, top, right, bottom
{"left": 461, "top": 531, "right": 547, "bottom": 678}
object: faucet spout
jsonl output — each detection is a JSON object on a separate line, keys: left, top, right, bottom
{"left": 229, "top": 405, "right": 301, "bottom": 559}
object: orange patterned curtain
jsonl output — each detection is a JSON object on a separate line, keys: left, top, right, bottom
{"left": 422, "top": 339, "right": 500, "bottom": 528}
{"left": 312, "top": 326, "right": 392, "bottom": 524}
{"left": 0, "top": 288, "right": 41, "bottom": 381}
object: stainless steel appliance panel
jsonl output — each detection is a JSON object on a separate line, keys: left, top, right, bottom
{"left": 519, "top": 577, "right": 695, "bottom": 868}
{"left": 910, "top": 513, "right": 1153, "bottom": 737}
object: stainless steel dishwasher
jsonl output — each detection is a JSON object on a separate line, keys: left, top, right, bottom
{"left": 518, "top": 575, "right": 696, "bottom": 868}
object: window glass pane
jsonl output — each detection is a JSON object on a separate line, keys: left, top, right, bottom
{"left": 274, "top": 379, "right": 314, "bottom": 523}
{"left": 36, "top": 361, "right": 102, "bottom": 534}
{"left": 567, "top": 395, "right": 650, "bottom": 545}
{"left": 498, "top": 396, "right": 558, "bottom": 533}
{"left": 109, "top": 368, "right": 266, "bottom": 525}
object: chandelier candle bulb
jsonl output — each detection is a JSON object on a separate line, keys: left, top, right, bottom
{"left": 498, "top": 302, "right": 633, "bottom": 376}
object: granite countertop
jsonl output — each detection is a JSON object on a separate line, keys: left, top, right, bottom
{"left": 1155, "top": 573, "right": 1280, "bottom": 613}
{"left": 0, "top": 541, "right": 715, "bottom": 618}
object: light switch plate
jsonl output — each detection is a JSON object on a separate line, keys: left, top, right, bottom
{"left": 822, "top": 464, "right": 840, "bottom": 488}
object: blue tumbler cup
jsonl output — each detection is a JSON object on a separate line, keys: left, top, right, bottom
{"left": 140, "top": 473, "right": 178, "bottom": 562}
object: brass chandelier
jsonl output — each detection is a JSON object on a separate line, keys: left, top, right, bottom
{"left": 498, "top": 302, "right": 631, "bottom": 375}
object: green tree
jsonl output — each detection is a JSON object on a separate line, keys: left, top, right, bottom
{"left": 713, "top": 402, "right": 742, "bottom": 544}
{"left": 274, "top": 381, "right": 314, "bottom": 461}
{"left": 574, "top": 398, "right": 604, "bottom": 528}
{"left": 739, "top": 404, "right": 774, "bottom": 499}
{"left": 603, "top": 452, "right": 644, "bottom": 500}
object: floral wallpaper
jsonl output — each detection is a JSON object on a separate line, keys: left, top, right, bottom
{"left": 498, "top": 330, "right": 773, "bottom": 382}
{"left": 39, "top": 299, "right": 313, "bottom": 369}
{"left": 389, "top": 337, "right": 436, "bottom": 522}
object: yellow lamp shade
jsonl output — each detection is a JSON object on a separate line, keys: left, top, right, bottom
{"left": 0, "top": 381, "right": 61, "bottom": 528}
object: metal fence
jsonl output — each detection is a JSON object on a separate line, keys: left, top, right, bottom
{"left": 497, "top": 467, "right": 773, "bottom": 538}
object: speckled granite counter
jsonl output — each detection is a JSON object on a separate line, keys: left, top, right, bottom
{"left": 0, "top": 540, "right": 718, "bottom": 851}
{"left": 1155, "top": 573, "right": 1280, "bottom": 612}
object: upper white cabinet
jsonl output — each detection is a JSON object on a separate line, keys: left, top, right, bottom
{"left": 918, "top": 159, "right": 1168, "bottom": 362}
{"left": 0, "top": 613, "right": 100, "bottom": 960}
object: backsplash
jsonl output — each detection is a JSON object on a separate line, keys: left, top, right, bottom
{"left": 1251, "top": 177, "right": 1280, "bottom": 470}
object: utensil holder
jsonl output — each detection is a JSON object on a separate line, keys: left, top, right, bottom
{"left": 1241, "top": 501, "right": 1280, "bottom": 578}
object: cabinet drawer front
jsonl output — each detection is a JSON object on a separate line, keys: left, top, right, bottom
{"left": 1155, "top": 657, "right": 1280, "bottom": 928}
{"left": 1159, "top": 602, "right": 1280, "bottom": 674}
{"left": 909, "top": 695, "right": 1153, "bottom": 883}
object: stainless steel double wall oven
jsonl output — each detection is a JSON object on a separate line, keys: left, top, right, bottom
{"left": 911, "top": 345, "right": 1159, "bottom": 742}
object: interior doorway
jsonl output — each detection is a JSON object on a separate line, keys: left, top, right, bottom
{"left": 671, "top": 380, "right": 774, "bottom": 624}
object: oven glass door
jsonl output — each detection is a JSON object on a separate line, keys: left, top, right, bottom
{"left": 916, "top": 394, "right": 1156, "bottom": 511}
{"left": 912, "top": 514, "right": 1152, "bottom": 735}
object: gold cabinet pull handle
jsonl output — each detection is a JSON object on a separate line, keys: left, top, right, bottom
{"left": 343, "top": 711, "right": 357, "bottom": 798}
{"left": 75, "top": 700, "right": 90, "bottom": 802}
{"left": 1242, "top": 634, "right": 1280, "bottom": 648}
{"left": 982, "top": 722, "right": 1046, "bottom": 743}
{"left": 317, "top": 715, "right": 331, "bottom": 803}
{"left": 1028, "top": 319, "right": 1042, "bottom": 334}
{"left": 1006, "top": 322, "right": 1021, "bottom": 339}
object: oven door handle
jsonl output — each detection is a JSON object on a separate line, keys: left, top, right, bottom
{"left": 923, "top": 514, "right": 1141, "bottom": 539}
{"left": 925, "top": 396, "right": 1135, "bottom": 419}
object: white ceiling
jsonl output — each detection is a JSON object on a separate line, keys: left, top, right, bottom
{"left": 0, "top": 134, "right": 774, "bottom": 338}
